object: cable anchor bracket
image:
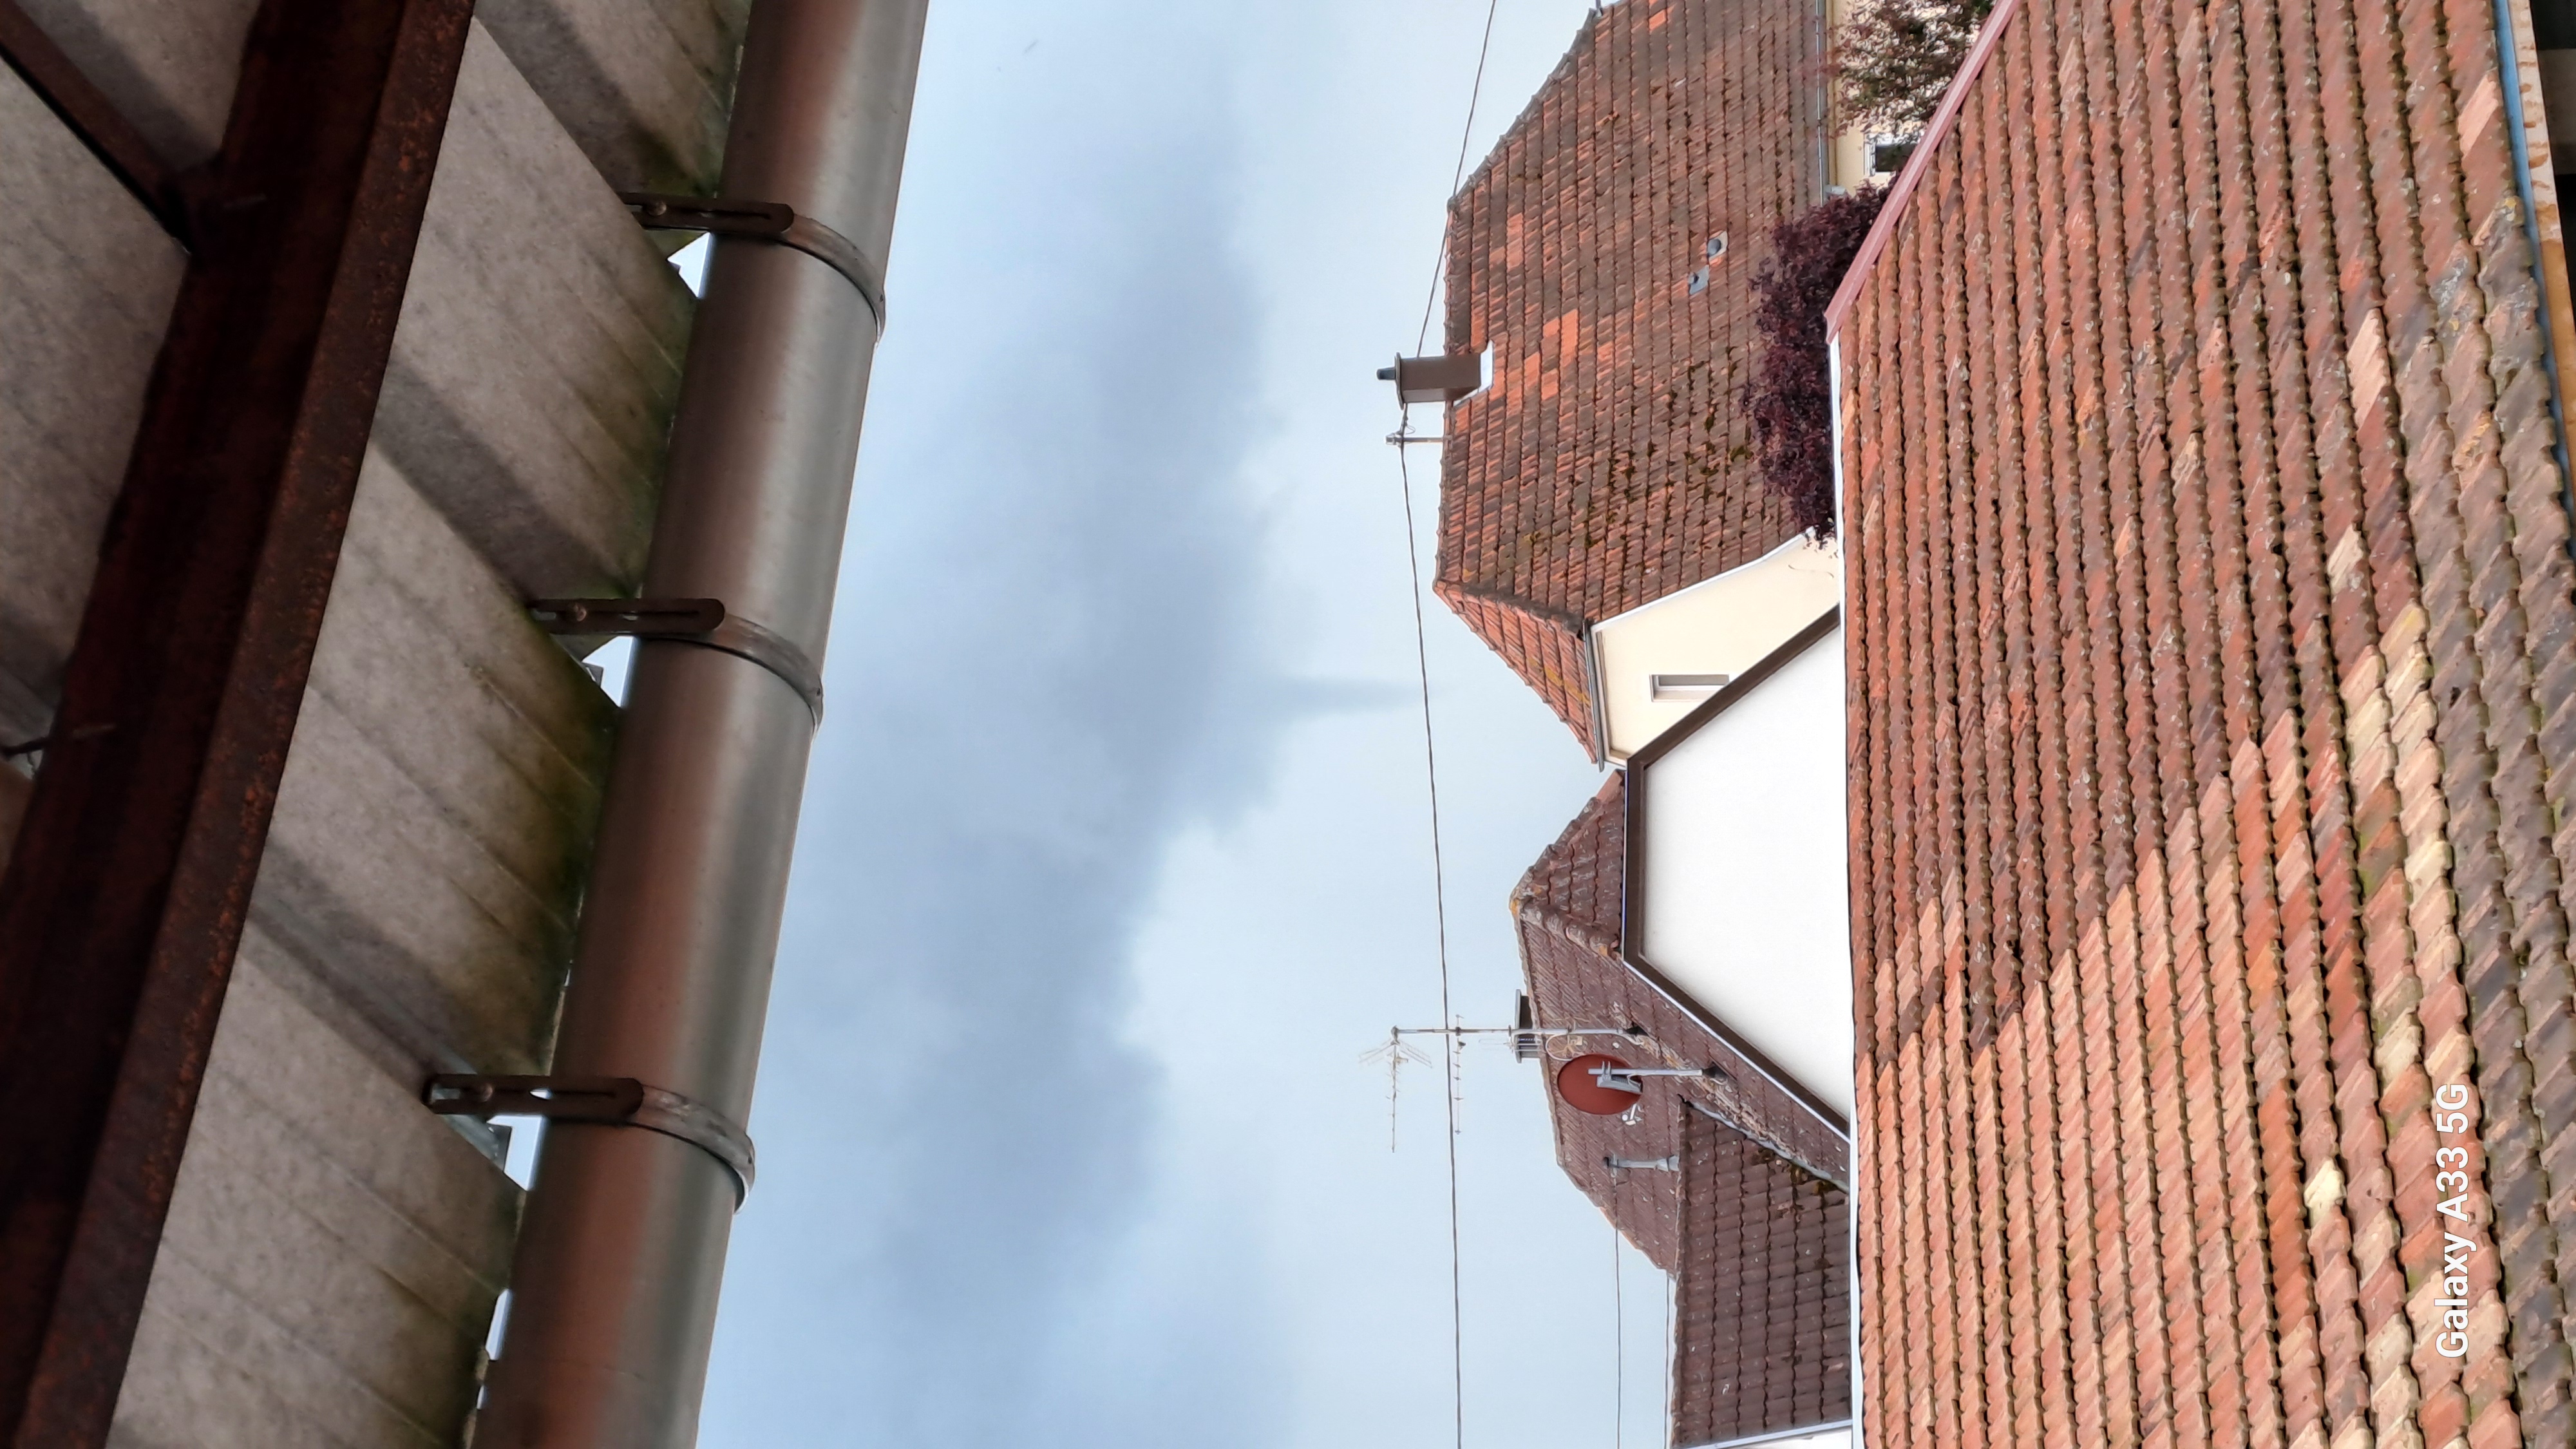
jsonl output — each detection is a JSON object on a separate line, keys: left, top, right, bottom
{"left": 529, "top": 597, "right": 824, "bottom": 727}
{"left": 618, "top": 191, "right": 886, "bottom": 336}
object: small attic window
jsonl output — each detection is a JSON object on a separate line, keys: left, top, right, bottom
{"left": 1705, "top": 232, "right": 1728, "bottom": 260}
{"left": 1870, "top": 138, "right": 1918, "bottom": 175}
{"left": 1687, "top": 267, "right": 1710, "bottom": 296}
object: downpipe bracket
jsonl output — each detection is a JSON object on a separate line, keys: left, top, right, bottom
{"left": 424, "top": 1074, "right": 757, "bottom": 1206}
{"left": 530, "top": 598, "right": 825, "bottom": 726}
{"left": 618, "top": 190, "right": 887, "bottom": 336}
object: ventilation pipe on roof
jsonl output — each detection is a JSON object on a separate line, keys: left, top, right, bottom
{"left": 469, "top": 1, "right": 927, "bottom": 1444}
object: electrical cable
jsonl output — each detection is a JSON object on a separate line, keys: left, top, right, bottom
{"left": 1396, "top": 436, "right": 1467, "bottom": 1449}
{"left": 1416, "top": 0, "right": 1506, "bottom": 355}
{"left": 1612, "top": 1218, "right": 1625, "bottom": 1449}
{"left": 1392, "top": 7, "right": 1504, "bottom": 1448}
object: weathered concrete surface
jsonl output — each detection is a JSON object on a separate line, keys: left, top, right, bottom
{"left": 375, "top": 24, "right": 696, "bottom": 601}
{"left": 478, "top": 0, "right": 751, "bottom": 195}
{"left": 251, "top": 446, "right": 618, "bottom": 1081}
{"left": 93, "top": 442, "right": 610, "bottom": 1446}
{"left": 14, "top": 0, "right": 745, "bottom": 192}
{"left": 109, "top": 940, "right": 518, "bottom": 1449}
{"left": 13, "top": 0, "right": 254, "bottom": 169}
{"left": 0, "top": 62, "right": 185, "bottom": 743}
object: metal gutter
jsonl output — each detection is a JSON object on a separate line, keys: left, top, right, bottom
{"left": 469, "top": 1, "right": 927, "bottom": 1444}
{"left": 1585, "top": 625, "right": 1613, "bottom": 768}
{"left": 2492, "top": 0, "right": 2576, "bottom": 538}
{"left": 0, "top": 1, "right": 475, "bottom": 1441}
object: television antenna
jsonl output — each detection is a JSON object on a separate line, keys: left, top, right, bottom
{"left": 1365, "top": 994, "right": 1647, "bottom": 1149}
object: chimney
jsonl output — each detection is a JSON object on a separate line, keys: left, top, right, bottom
{"left": 1376, "top": 352, "right": 1483, "bottom": 404}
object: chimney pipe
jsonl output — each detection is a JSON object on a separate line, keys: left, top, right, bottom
{"left": 472, "top": 1, "right": 929, "bottom": 1443}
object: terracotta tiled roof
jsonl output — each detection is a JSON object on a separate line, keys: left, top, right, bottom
{"left": 1835, "top": 0, "right": 2576, "bottom": 1438}
{"left": 1512, "top": 774, "right": 1849, "bottom": 1273}
{"left": 1672, "top": 1106, "right": 1852, "bottom": 1447}
{"left": 1435, "top": 0, "right": 1822, "bottom": 757}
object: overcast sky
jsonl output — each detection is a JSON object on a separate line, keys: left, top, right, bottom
{"left": 697, "top": 5, "right": 1677, "bottom": 1444}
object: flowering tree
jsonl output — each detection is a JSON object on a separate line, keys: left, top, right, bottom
{"left": 1832, "top": 0, "right": 1993, "bottom": 134}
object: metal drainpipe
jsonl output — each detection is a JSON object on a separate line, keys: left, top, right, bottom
{"left": 2495, "top": 0, "right": 2576, "bottom": 511}
{"left": 473, "top": 1, "right": 927, "bottom": 1444}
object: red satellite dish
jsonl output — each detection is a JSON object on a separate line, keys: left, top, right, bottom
{"left": 1557, "top": 1054, "right": 1643, "bottom": 1116}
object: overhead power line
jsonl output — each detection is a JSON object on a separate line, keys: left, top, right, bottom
{"left": 1390, "top": 6, "right": 1503, "bottom": 1449}
{"left": 1416, "top": 0, "right": 1505, "bottom": 355}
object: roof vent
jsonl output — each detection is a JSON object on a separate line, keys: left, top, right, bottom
{"left": 1705, "top": 232, "right": 1728, "bottom": 260}
{"left": 1651, "top": 672, "right": 1731, "bottom": 700}
{"left": 1376, "top": 352, "right": 1484, "bottom": 404}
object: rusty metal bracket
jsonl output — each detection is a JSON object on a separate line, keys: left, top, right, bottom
{"left": 425, "top": 1074, "right": 757, "bottom": 1206}
{"left": 618, "top": 191, "right": 885, "bottom": 334}
{"left": 529, "top": 598, "right": 824, "bottom": 726}
{"left": 528, "top": 598, "right": 724, "bottom": 634}
{"left": 0, "top": 723, "right": 113, "bottom": 762}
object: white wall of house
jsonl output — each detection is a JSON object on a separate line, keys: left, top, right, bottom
{"left": 1591, "top": 536, "right": 1840, "bottom": 761}
{"left": 1633, "top": 624, "right": 1852, "bottom": 1121}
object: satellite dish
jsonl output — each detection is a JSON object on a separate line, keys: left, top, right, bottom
{"left": 1557, "top": 1054, "right": 1643, "bottom": 1116}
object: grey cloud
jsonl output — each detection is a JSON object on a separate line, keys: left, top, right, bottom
{"left": 700, "top": 6, "right": 1291, "bottom": 1445}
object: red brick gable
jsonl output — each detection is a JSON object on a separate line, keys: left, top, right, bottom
{"left": 1435, "top": 0, "right": 1824, "bottom": 755}
{"left": 1834, "top": 0, "right": 2576, "bottom": 1438}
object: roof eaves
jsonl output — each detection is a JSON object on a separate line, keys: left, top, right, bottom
{"left": 1432, "top": 574, "right": 1589, "bottom": 635}
{"left": 1433, "top": 576, "right": 1604, "bottom": 755}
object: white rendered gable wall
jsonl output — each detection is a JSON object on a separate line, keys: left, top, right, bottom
{"left": 1634, "top": 627, "right": 1854, "bottom": 1121}
{"left": 1591, "top": 536, "right": 1841, "bottom": 761}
